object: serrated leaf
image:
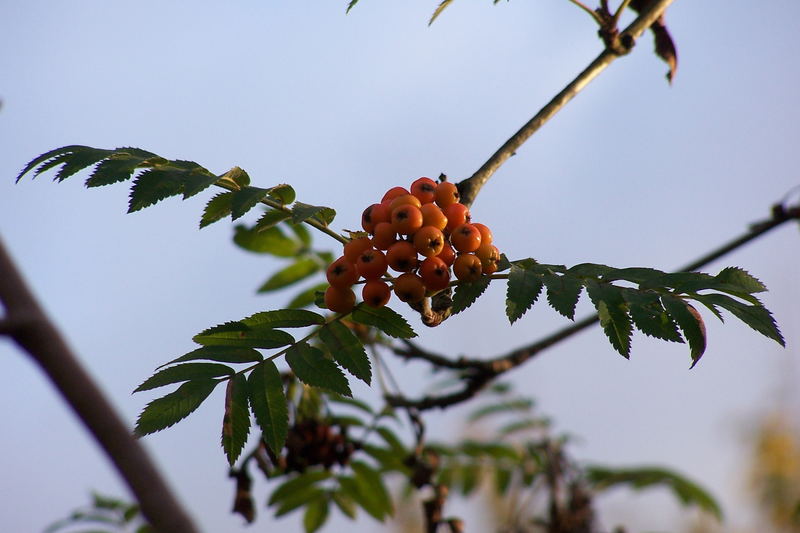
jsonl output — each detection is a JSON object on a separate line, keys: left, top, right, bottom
{"left": 219, "top": 166, "right": 250, "bottom": 188}
{"left": 288, "top": 282, "right": 331, "bottom": 309}
{"left": 661, "top": 295, "right": 706, "bottom": 366}
{"left": 715, "top": 267, "right": 767, "bottom": 294}
{"left": 291, "top": 202, "right": 336, "bottom": 226}
{"left": 222, "top": 373, "right": 251, "bottom": 465}
{"left": 351, "top": 461, "right": 393, "bottom": 519}
{"left": 17, "top": 145, "right": 81, "bottom": 181}
{"left": 234, "top": 225, "right": 301, "bottom": 257}
{"left": 303, "top": 493, "right": 330, "bottom": 533}
{"left": 127, "top": 168, "right": 184, "bottom": 213}
{"left": 55, "top": 147, "right": 115, "bottom": 182}
{"left": 567, "top": 263, "right": 614, "bottom": 278}
{"left": 602, "top": 266, "right": 667, "bottom": 285}
{"left": 179, "top": 165, "right": 218, "bottom": 199}
{"left": 84, "top": 149, "right": 157, "bottom": 187}
{"left": 318, "top": 321, "right": 371, "bottom": 385}
{"left": 134, "top": 362, "right": 234, "bottom": 392}
{"left": 622, "top": 289, "right": 683, "bottom": 342}
{"left": 231, "top": 186, "right": 268, "bottom": 220}
{"left": 248, "top": 361, "right": 288, "bottom": 455}
{"left": 345, "top": 0, "right": 360, "bottom": 14}
{"left": 586, "top": 465, "right": 722, "bottom": 520}
{"left": 587, "top": 282, "right": 632, "bottom": 358}
{"left": 452, "top": 276, "right": 491, "bottom": 315}
{"left": 350, "top": 306, "right": 416, "bottom": 339}
{"left": 267, "top": 184, "right": 296, "bottom": 205}
{"left": 694, "top": 293, "right": 784, "bottom": 347}
{"left": 255, "top": 209, "right": 292, "bottom": 231}
{"left": 286, "top": 342, "right": 351, "bottom": 396}
{"left": 506, "top": 263, "right": 544, "bottom": 323}
{"left": 199, "top": 191, "right": 234, "bottom": 228}
{"left": 429, "top": 0, "right": 454, "bottom": 25}
{"left": 542, "top": 273, "right": 582, "bottom": 319}
{"left": 242, "top": 309, "right": 326, "bottom": 329}
{"left": 134, "top": 379, "right": 219, "bottom": 436}
{"left": 258, "top": 259, "right": 321, "bottom": 292}
{"left": 193, "top": 324, "right": 294, "bottom": 349}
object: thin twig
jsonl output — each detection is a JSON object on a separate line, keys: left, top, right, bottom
{"left": 458, "top": 0, "right": 676, "bottom": 208}
{"left": 0, "top": 236, "right": 200, "bottom": 533}
{"left": 567, "top": 0, "right": 604, "bottom": 24}
{"left": 611, "top": 0, "right": 634, "bottom": 28}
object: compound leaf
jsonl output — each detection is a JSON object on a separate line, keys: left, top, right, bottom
{"left": 286, "top": 342, "right": 351, "bottom": 396}
{"left": 157, "top": 346, "right": 262, "bottom": 369}
{"left": 134, "top": 379, "right": 219, "bottom": 436}
{"left": 715, "top": 266, "right": 767, "bottom": 294}
{"left": 303, "top": 493, "right": 330, "bottom": 533}
{"left": 134, "top": 362, "right": 234, "bottom": 393}
{"left": 350, "top": 305, "right": 416, "bottom": 339}
{"left": 291, "top": 202, "right": 336, "bottom": 226}
{"left": 248, "top": 361, "right": 287, "bottom": 455}
{"left": 288, "top": 282, "right": 330, "bottom": 309}
{"left": 193, "top": 322, "right": 294, "bottom": 349}
{"left": 231, "top": 186, "right": 268, "bottom": 220}
{"left": 622, "top": 289, "right": 682, "bottom": 342}
{"left": 267, "top": 184, "right": 296, "bottom": 205}
{"left": 318, "top": 321, "right": 371, "bottom": 385}
{"left": 452, "top": 276, "right": 491, "bottom": 315}
{"left": 255, "top": 209, "right": 292, "bottom": 231}
{"left": 242, "top": 309, "right": 325, "bottom": 329}
{"left": 221, "top": 373, "right": 251, "bottom": 465}
{"left": 587, "top": 282, "right": 632, "bottom": 358}
{"left": 234, "top": 225, "right": 300, "bottom": 257}
{"left": 506, "top": 261, "right": 544, "bottom": 323}
{"left": 127, "top": 169, "right": 184, "bottom": 213}
{"left": 257, "top": 259, "right": 321, "bottom": 292}
{"left": 200, "top": 192, "right": 234, "bottom": 228}
{"left": 661, "top": 295, "right": 706, "bottom": 366}
{"left": 694, "top": 293, "right": 784, "bottom": 347}
{"left": 542, "top": 273, "right": 582, "bottom": 320}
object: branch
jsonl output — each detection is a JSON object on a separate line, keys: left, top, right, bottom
{"left": 0, "top": 236, "right": 199, "bottom": 533}
{"left": 458, "top": 0, "right": 676, "bottom": 207}
{"left": 385, "top": 202, "right": 800, "bottom": 410}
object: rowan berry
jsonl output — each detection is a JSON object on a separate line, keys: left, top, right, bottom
{"left": 471, "top": 222, "right": 493, "bottom": 245}
{"left": 362, "top": 279, "right": 391, "bottom": 308}
{"left": 381, "top": 186, "right": 410, "bottom": 203}
{"left": 443, "top": 203, "right": 470, "bottom": 233}
{"left": 419, "top": 256, "right": 451, "bottom": 292}
{"left": 371, "top": 222, "right": 397, "bottom": 250}
{"left": 361, "top": 203, "right": 390, "bottom": 234}
{"left": 420, "top": 203, "right": 448, "bottom": 232}
{"left": 325, "top": 285, "right": 356, "bottom": 314}
{"left": 326, "top": 257, "right": 359, "bottom": 288}
{"left": 434, "top": 181, "right": 460, "bottom": 207}
{"left": 410, "top": 177, "right": 438, "bottom": 204}
{"left": 391, "top": 204, "right": 424, "bottom": 235}
{"left": 388, "top": 194, "right": 422, "bottom": 213}
{"left": 437, "top": 241, "right": 456, "bottom": 266}
{"left": 413, "top": 226, "right": 445, "bottom": 258}
{"left": 393, "top": 273, "right": 426, "bottom": 303}
{"left": 343, "top": 236, "right": 373, "bottom": 264}
{"left": 476, "top": 243, "right": 500, "bottom": 274}
{"left": 386, "top": 240, "right": 419, "bottom": 272}
{"left": 453, "top": 253, "right": 483, "bottom": 282}
{"left": 356, "top": 248, "right": 388, "bottom": 279}
{"left": 450, "top": 223, "right": 482, "bottom": 253}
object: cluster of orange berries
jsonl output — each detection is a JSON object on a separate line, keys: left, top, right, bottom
{"left": 324, "top": 177, "right": 501, "bottom": 313}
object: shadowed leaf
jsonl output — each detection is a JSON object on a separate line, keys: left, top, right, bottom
{"left": 248, "top": 361, "right": 288, "bottom": 455}
{"left": 134, "top": 379, "right": 219, "bottom": 436}
{"left": 221, "top": 373, "right": 251, "bottom": 465}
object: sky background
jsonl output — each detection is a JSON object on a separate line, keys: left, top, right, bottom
{"left": 1, "top": 1, "right": 799, "bottom": 532}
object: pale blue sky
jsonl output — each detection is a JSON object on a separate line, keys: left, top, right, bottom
{"left": 1, "top": 2, "right": 799, "bottom": 532}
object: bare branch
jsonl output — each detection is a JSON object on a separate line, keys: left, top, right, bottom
{"left": 0, "top": 236, "right": 199, "bottom": 533}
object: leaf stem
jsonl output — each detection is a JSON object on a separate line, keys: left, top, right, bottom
{"left": 566, "top": 0, "right": 604, "bottom": 24}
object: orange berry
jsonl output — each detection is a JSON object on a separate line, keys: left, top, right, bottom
{"left": 371, "top": 222, "right": 397, "bottom": 250}
{"left": 326, "top": 257, "right": 359, "bottom": 288}
{"left": 434, "top": 181, "right": 460, "bottom": 207}
{"left": 437, "top": 241, "right": 456, "bottom": 266}
{"left": 386, "top": 240, "right": 419, "bottom": 272}
{"left": 420, "top": 203, "right": 448, "bottom": 231}
{"left": 361, "top": 203, "right": 390, "bottom": 234}
{"left": 381, "top": 186, "right": 410, "bottom": 203}
{"left": 453, "top": 253, "right": 483, "bottom": 282}
{"left": 443, "top": 203, "right": 470, "bottom": 233}
{"left": 388, "top": 194, "right": 422, "bottom": 213}
{"left": 362, "top": 279, "right": 391, "bottom": 308}
{"left": 343, "top": 236, "right": 373, "bottom": 263}
{"left": 356, "top": 248, "right": 388, "bottom": 280}
{"left": 471, "top": 223, "right": 493, "bottom": 245}
{"left": 391, "top": 204, "right": 424, "bottom": 235}
{"left": 324, "top": 285, "right": 356, "bottom": 314}
{"left": 419, "top": 256, "right": 451, "bottom": 292}
{"left": 476, "top": 243, "right": 500, "bottom": 274}
{"left": 410, "top": 177, "right": 438, "bottom": 204}
{"left": 393, "top": 273, "right": 426, "bottom": 303}
{"left": 450, "top": 223, "right": 482, "bottom": 253}
{"left": 413, "top": 226, "right": 445, "bottom": 258}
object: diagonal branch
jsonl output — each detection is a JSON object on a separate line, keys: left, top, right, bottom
{"left": 458, "top": 0, "right": 676, "bottom": 208}
{"left": 0, "top": 236, "right": 199, "bottom": 533}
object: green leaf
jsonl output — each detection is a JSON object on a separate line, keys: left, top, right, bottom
{"left": 429, "top": 0, "right": 454, "bottom": 25}
{"left": 326, "top": 393, "right": 374, "bottom": 414}
{"left": 193, "top": 324, "right": 294, "bottom": 349}
{"left": 269, "top": 471, "right": 332, "bottom": 506}
{"left": 345, "top": 0, "right": 360, "bottom": 15}
{"left": 231, "top": 186, "right": 268, "bottom": 220}
{"left": 289, "top": 221, "right": 312, "bottom": 245}
{"left": 267, "top": 184, "right": 296, "bottom": 205}
{"left": 567, "top": 263, "right": 614, "bottom": 278}
{"left": 318, "top": 321, "right": 371, "bottom": 385}
{"left": 274, "top": 487, "right": 325, "bottom": 517}
{"left": 127, "top": 169, "right": 184, "bottom": 213}
{"left": 255, "top": 209, "right": 292, "bottom": 231}
{"left": 452, "top": 276, "right": 491, "bottom": 315}
{"left": 714, "top": 266, "right": 767, "bottom": 294}
{"left": 286, "top": 342, "right": 352, "bottom": 396}
{"left": 134, "top": 379, "right": 219, "bottom": 436}
{"left": 234, "top": 225, "right": 300, "bottom": 257}
{"left": 248, "top": 361, "right": 288, "bottom": 455}
{"left": 661, "top": 295, "right": 707, "bottom": 366}
{"left": 303, "top": 493, "right": 330, "bottom": 533}
{"left": 350, "top": 305, "right": 416, "bottom": 339}
{"left": 542, "top": 273, "right": 582, "bottom": 319}
{"left": 288, "top": 282, "right": 331, "bottom": 309}
{"left": 468, "top": 398, "right": 534, "bottom": 423}
{"left": 351, "top": 461, "right": 393, "bottom": 519}
{"left": 587, "top": 282, "right": 632, "bottom": 358}
{"left": 179, "top": 164, "right": 218, "bottom": 199}
{"left": 258, "top": 259, "right": 321, "bottom": 292}
{"left": 586, "top": 465, "right": 722, "bottom": 520}
{"left": 200, "top": 192, "right": 234, "bottom": 228}
{"left": 17, "top": 145, "right": 81, "bottom": 181}
{"left": 693, "top": 293, "right": 784, "bottom": 347}
{"left": 134, "top": 362, "right": 234, "bottom": 392}
{"left": 158, "top": 346, "right": 263, "bottom": 368}
{"left": 376, "top": 426, "right": 406, "bottom": 455}
{"left": 622, "top": 289, "right": 683, "bottom": 342}
{"left": 291, "top": 202, "right": 336, "bottom": 226}
{"left": 331, "top": 491, "right": 357, "bottom": 519}
{"left": 602, "top": 266, "right": 667, "bottom": 285}
{"left": 221, "top": 373, "right": 251, "bottom": 465}
{"left": 242, "top": 309, "right": 326, "bottom": 329}
{"left": 506, "top": 261, "right": 544, "bottom": 323}
{"left": 85, "top": 149, "right": 156, "bottom": 187}
{"left": 219, "top": 166, "right": 250, "bottom": 188}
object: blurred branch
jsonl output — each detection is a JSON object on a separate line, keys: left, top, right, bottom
{"left": 0, "top": 236, "right": 199, "bottom": 533}
{"left": 458, "top": 0, "right": 676, "bottom": 208}
{"left": 386, "top": 202, "right": 800, "bottom": 411}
